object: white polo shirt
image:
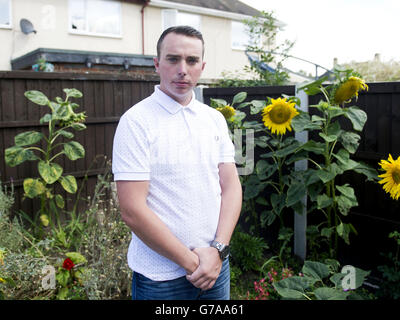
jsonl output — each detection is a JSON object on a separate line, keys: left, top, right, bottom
{"left": 112, "top": 85, "right": 235, "bottom": 281}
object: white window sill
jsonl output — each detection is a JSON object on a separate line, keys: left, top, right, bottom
{"left": 69, "top": 29, "right": 123, "bottom": 39}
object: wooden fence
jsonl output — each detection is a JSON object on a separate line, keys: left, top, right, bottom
{"left": 0, "top": 71, "right": 159, "bottom": 215}
{"left": 1, "top": 71, "right": 400, "bottom": 268}
{"left": 203, "top": 83, "right": 400, "bottom": 269}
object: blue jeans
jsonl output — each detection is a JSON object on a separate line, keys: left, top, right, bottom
{"left": 131, "top": 258, "right": 230, "bottom": 300}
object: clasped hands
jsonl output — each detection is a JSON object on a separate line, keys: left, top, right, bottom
{"left": 185, "top": 247, "right": 222, "bottom": 291}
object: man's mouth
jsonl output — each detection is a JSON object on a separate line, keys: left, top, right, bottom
{"left": 173, "top": 80, "right": 191, "bottom": 87}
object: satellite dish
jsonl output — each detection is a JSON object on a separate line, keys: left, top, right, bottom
{"left": 20, "top": 19, "right": 37, "bottom": 34}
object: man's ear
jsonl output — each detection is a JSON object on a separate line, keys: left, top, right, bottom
{"left": 201, "top": 61, "right": 206, "bottom": 72}
{"left": 153, "top": 57, "right": 160, "bottom": 72}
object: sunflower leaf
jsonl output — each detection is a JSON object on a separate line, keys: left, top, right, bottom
{"left": 344, "top": 106, "right": 367, "bottom": 131}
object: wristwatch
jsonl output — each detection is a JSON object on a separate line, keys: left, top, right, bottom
{"left": 210, "top": 240, "right": 230, "bottom": 261}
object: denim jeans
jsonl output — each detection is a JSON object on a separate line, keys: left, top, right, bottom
{"left": 131, "top": 258, "right": 230, "bottom": 300}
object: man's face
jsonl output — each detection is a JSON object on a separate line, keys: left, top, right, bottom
{"left": 154, "top": 32, "right": 206, "bottom": 106}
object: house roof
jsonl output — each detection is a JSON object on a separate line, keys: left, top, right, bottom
{"left": 161, "top": 0, "right": 260, "bottom": 16}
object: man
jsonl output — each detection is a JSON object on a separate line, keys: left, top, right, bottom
{"left": 112, "top": 26, "right": 242, "bottom": 300}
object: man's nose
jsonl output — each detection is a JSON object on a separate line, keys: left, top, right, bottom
{"left": 177, "top": 61, "right": 188, "bottom": 75}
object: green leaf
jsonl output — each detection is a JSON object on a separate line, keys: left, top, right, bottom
{"left": 63, "top": 141, "right": 85, "bottom": 160}
{"left": 344, "top": 106, "right": 367, "bottom": 131}
{"left": 23, "top": 178, "right": 46, "bottom": 199}
{"left": 297, "top": 76, "right": 328, "bottom": 95}
{"left": 255, "top": 160, "right": 277, "bottom": 180}
{"left": 55, "top": 194, "right": 65, "bottom": 209}
{"left": 210, "top": 98, "right": 227, "bottom": 108}
{"left": 38, "top": 161, "right": 63, "bottom": 184}
{"left": 327, "top": 106, "right": 346, "bottom": 119}
{"left": 70, "top": 123, "right": 87, "bottom": 131}
{"left": 317, "top": 194, "right": 333, "bottom": 209}
{"left": 273, "top": 276, "right": 316, "bottom": 299}
{"left": 24, "top": 90, "right": 49, "bottom": 106}
{"left": 314, "top": 287, "right": 348, "bottom": 300}
{"left": 319, "top": 133, "right": 337, "bottom": 143}
{"left": 260, "top": 210, "right": 276, "bottom": 227}
{"left": 250, "top": 100, "right": 266, "bottom": 115}
{"left": 40, "top": 113, "right": 52, "bottom": 124}
{"left": 321, "top": 227, "right": 334, "bottom": 239}
{"left": 5, "top": 146, "right": 39, "bottom": 167}
{"left": 59, "top": 175, "right": 78, "bottom": 194}
{"left": 291, "top": 112, "right": 321, "bottom": 132}
{"left": 336, "top": 184, "right": 358, "bottom": 215}
{"left": 336, "top": 222, "right": 354, "bottom": 245}
{"left": 63, "top": 88, "right": 83, "bottom": 98}
{"left": 339, "top": 131, "right": 360, "bottom": 154}
{"left": 66, "top": 252, "right": 87, "bottom": 264}
{"left": 316, "top": 169, "right": 336, "bottom": 184}
{"left": 286, "top": 181, "right": 306, "bottom": 207}
{"left": 14, "top": 131, "right": 44, "bottom": 146}
{"left": 274, "top": 141, "right": 301, "bottom": 158}
{"left": 300, "top": 140, "right": 325, "bottom": 155}
{"left": 353, "top": 161, "right": 379, "bottom": 181}
{"left": 57, "top": 130, "right": 74, "bottom": 139}
{"left": 56, "top": 270, "right": 70, "bottom": 288}
{"left": 302, "top": 261, "right": 330, "bottom": 281}
{"left": 271, "top": 193, "right": 286, "bottom": 216}
{"left": 232, "top": 92, "right": 247, "bottom": 105}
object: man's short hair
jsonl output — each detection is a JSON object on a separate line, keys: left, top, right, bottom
{"left": 156, "top": 25, "right": 205, "bottom": 58}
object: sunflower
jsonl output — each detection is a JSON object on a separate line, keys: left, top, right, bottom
{"left": 217, "top": 105, "right": 236, "bottom": 120}
{"left": 378, "top": 154, "right": 400, "bottom": 200}
{"left": 333, "top": 76, "right": 368, "bottom": 105}
{"left": 262, "top": 97, "right": 299, "bottom": 135}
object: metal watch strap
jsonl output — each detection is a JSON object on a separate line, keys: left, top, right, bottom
{"left": 210, "top": 240, "right": 229, "bottom": 260}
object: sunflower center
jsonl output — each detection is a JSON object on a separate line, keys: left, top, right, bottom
{"left": 392, "top": 167, "right": 400, "bottom": 184}
{"left": 269, "top": 104, "right": 291, "bottom": 124}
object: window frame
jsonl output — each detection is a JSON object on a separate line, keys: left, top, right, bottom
{"left": 231, "top": 20, "right": 251, "bottom": 51}
{"left": 68, "top": 0, "right": 123, "bottom": 38}
{"left": 161, "top": 9, "right": 202, "bottom": 32}
{"left": 0, "top": 0, "right": 12, "bottom": 29}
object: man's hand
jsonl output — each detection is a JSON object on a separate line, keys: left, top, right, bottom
{"left": 186, "top": 247, "right": 222, "bottom": 290}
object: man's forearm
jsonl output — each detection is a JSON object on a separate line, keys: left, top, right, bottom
{"left": 214, "top": 167, "right": 242, "bottom": 245}
{"left": 121, "top": 205, "right": 199, "bottom": 273}
{"left": 117, "top": 181, "right": 199, "bottom": 274}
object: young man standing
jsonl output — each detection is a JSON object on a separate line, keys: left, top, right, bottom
{"left": 112, "top": 26, "right": 242, "bottom": 300}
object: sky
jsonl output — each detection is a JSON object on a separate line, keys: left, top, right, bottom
{"left": 240, "top": 0, "right": 400, "bottom": 76}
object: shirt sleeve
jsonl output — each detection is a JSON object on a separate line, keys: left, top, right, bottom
{"left": 217, "top": 113, "right": 236, "bottom": 164}
{"left": 112, "top": 112, "right": 151, "bottom": 181}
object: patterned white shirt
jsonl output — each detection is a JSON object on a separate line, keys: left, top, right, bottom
{"left": 112, "top": 85, "right": 235, "bottom": 281}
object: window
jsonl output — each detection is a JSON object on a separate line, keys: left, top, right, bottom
{"left": 231, "top": 21, "right": 251, "bottom": 50}
{"left": 162, "top": 9, "right": 201, "bottom": 32}
{"left": 0, "top": 0, "right": 11, "bottom": 28}
{"left": 69, "top": 0, "right": 121, "bottom": 37}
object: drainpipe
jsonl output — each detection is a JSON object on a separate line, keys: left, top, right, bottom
{"left": 141, "top": 0, "right": 150, "bottom": 55}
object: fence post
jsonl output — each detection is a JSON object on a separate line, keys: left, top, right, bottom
{"left": 294, "top": 86, "right": 308, "bottom": 262}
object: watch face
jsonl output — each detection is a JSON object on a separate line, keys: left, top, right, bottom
{"left": 220, "top": 246, "right": 230, "bottom": 259}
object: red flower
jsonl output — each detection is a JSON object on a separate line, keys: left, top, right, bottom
{"left": 62, "top": 258, "right": 75, "bottom": 270}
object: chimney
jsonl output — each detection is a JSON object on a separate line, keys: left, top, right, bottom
{"left": 374, "top": 53, "right": 381, "bottom": 62}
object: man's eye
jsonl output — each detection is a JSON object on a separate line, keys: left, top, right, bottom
{"left": 167, "top": 57, "right": 179, "bottom": 63}
{"left": 187, "top": 58, "right": 199, "bottom": 65}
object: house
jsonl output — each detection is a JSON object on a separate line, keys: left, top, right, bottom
{"left": 0, "top": 0, "right": 272, "bottom": 81}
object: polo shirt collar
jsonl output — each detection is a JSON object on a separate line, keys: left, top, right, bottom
{"left": 153, "top": 85, "right": 197, "bottom": 114}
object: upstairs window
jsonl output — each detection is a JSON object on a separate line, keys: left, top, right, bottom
{"left": 231, "top": 21, "right": 251, "bottom": 50}
{"left": 162, "top": 9, "right": 201, "bottom": 32}
{"left": 69, "top": 0, "right": 121, "bottom": 37}
{"left": 0, "top": 0, "right": 11, "bottom": 28}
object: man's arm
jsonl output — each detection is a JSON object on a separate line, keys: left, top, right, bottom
{"left": 187, "top": 162, "right": 242, "bottom": 290}
{"left": 116, "top": 180, "right": 199, "bottom": 274}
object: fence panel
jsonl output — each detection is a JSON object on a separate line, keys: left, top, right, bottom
{"left": 204, "top": 83, "right": 400, "bottom": 269}
{"left": 0, "top": 71, "right": 158, "bottom": 214}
